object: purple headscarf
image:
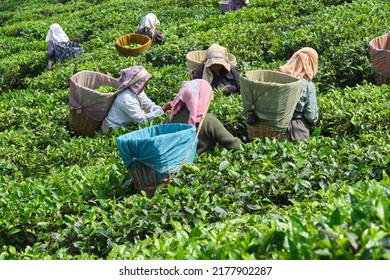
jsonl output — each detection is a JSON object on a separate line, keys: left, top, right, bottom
{"left": 117, "top": 66, "right": 151, "bottom": 94}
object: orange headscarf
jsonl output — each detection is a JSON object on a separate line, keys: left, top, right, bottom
{"left": 278, "top": 47, "right": 318, "bottom": 81}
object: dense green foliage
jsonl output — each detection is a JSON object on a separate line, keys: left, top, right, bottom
{"left": 0, "top": 0, "right": 389, "bottom": 260}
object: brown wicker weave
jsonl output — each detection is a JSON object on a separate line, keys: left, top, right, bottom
{"left": 369, "top": 33, "right": 390, "bottom": 86}
{"left": 374, "top": 71, "right": 390, "bottom": 86}
{"left": 69, "top": 108, "right": 102, "bottom": 137}
{"left": 126, "top": 111, "right": 208, "bottom": 196}
{"left": 115, "top": 33, "right": 152, "bottom": 57}
{"left": 69, "top": 71, "right": 120, "bottom": 137}
{"left": 128, "top": 162, "right": 173, "bottom": 195}
{"left": 186, "top": 50, "right": 237, "bottom": 76}
{"left": 246, "top": 114, "right": 285, "bottom": 141}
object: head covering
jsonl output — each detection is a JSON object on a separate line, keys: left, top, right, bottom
{"left": 139, "top": 13, "right": 160, "bottom": 35}
{"left": 170, "top": 79, "right": 213, "bottom": 125}
{"left": 278, "top": 47, "right": 318, "bottom": 81}
{"left": 202, "top": 44, "right": 231, "bottom": 83}
{"left": 45, "top": 23, "right": 69, "bottom": 42}
{"left": 117, "top": 66, "right": 151, "bottom": 94}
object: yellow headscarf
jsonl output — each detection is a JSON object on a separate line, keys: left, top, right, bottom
{"left": 278, "top": 47, "right": 318, "bottom": 81}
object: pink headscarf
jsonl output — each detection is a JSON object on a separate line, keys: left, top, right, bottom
{"left": 278, "top": 47, "right": 318, "bottom": 81}
{"left": 170, "top": 79, "right": 213, "bottom": 125}
{"left": 117, "top": 66, "right": 151, "bottom": 94}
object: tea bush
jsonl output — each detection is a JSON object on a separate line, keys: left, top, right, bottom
{"left": 0, "top": 0, "right": 389, "bottom": 260}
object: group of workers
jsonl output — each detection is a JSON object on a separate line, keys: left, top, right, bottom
{"left": 46, "top": 5, "right": 319, "bottom": 156}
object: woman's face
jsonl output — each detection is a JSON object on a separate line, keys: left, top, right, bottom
{"left": 210, "top": 64, "right": 223, "bottom": 74}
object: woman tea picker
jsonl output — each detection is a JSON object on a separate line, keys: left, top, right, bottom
{"left": 227, "top": 0, "right": 249, "bottom": 12}
{"left": 166, "top": 79, "right": 241, "bottom": 155}
{"left": 101, "top": 66, "right": 171, "bottom": 134}
{"left": 192, "top": 43, "right": 240, "bottom": 96}
{"left": 278, "top": 47, "right": 319, "bottom": 141}
{"left": 135, "top": 13, "right": 166, "bottom": 46}
{"left": 45, "top": 23, "right": 69, "bottom": 69}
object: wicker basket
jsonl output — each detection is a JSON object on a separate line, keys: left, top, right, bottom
{"left": 117, "top": 123, "right": 198, "bottom": 196}
{"left": 69, "top": 70, "right": 120, "bottom": 137}
{"left": 186, "top": 50, "right": 237, "bottom": 76}
{"left": 69, "top": 107, "right": 102, "bottom": 137}
{"left": 374, "top": 70, "right": 390, "bottom": 86}
{"left": 115, "top": 33, "right": 152, "bottom": 57}
{"left": 246, "top": 113, "right": 286, "bottom": 141}
{"left": 369, "top": 33, "right": 390, "bottom": 86}
{"left": 127, "top": 162, "right": 174, "bottom": 195}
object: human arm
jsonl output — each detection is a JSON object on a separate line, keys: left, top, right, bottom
{"left": 119, "top": 92, "right": 163, "bottom": 125}
{"left": 153, "top": 30, "right": 166, "bottom": 45}
{"left": 135, "top": 27, "right": 153, "bottom": 40}
{"left": 192, "top": 64, "right": 204, "bottom": 80}
{"left": 230, "top": 66, "right": 241, "bottom": 93}
{"left": 303, "top": 81, "right": 318, "bottom": 124}
{"left": 161, "top": 101, "right": 172, "bottom": 113}
{"left": 220, "top": 66, "right": 241, "bottom": 95}
{"left": 137, "top": 91, "right": 164, "bottom": 116}
{"left": 47, "top": 38, "right": 56, "bottom": 58}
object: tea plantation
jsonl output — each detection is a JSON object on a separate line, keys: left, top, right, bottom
{"left": 0, "top": 0, "right": 389, "bottom": 260}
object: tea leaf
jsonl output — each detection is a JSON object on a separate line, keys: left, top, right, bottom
{"left": 330, "top": 208, "right": 341, "bottom": 228}
{"left": 219, "top": 160, "right": 230, "bottom": 171}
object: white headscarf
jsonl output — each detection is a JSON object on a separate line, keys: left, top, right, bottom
{"left": 202, "top": 44, "right": 231, "bottom": 83}
{"left": 45, "top": 23, "right": 69, "bottom": 42}
{"left": 139, "top": 13, "right": 160, "bottom": 35}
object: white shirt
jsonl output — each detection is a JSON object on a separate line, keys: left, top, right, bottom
{"left": 105, "top": 89, "right": 163, "bottom": 129}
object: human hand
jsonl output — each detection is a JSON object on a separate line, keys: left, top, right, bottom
{"left": 219, "top": 85, "right": 230, "bottom": 95}
{"left": 162, "top": 101, "right": 172, "bottom": 112}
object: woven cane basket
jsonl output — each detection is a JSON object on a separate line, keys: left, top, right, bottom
{"left": 186, "top": 50, "right": 237, "bottom": 76}
{"left": 69, "top": 108, "right": 102, "bottom": 137}
{"left": 115, "top": 33, "right": 152, "bottom": 57}
{"left": 117, "top": 123, "right": 199, "bottom": 196}
{"left": 69, "top": 70, "right": 120, "bottom": 137}
{"left": 374, "top": 71, "right": 390, "bottom": 86}
{"left": 369, "top": 33, "right": 390, "bottom": 86}
{"left": 127, "top": 162, "right": 174, "bottom": 195}
{"left": 246, "top": 113, "right": 285, "bottom": 141}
